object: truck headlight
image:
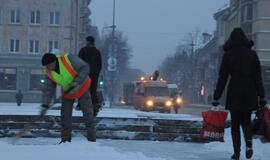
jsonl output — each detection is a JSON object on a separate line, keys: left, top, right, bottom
{"left": 146, "top": 100, "right": 154, "bottom": 107}
{"left": 165, "top": 101, "right": 172, "bottom": 107}
{"left": 176, "top": 98, "right": 182, "bottom": 104}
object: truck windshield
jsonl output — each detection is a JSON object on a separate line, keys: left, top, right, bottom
{"left": 145, "top": 87, "right": 169, "bottom": 96}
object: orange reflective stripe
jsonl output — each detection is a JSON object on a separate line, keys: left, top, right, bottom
{"left": 63, "top": 77, "right": 91, "bottom": 99}
{"left": 60, "top": 56, "right": 76, "bottom": 78}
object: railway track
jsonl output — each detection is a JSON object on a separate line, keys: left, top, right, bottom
{"left": 0, "top": 114, "right": 205, "bottom": 142}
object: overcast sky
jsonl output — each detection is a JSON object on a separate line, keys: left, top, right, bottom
{"left": 90, "top": 0, "right": 229, "bottom": 74}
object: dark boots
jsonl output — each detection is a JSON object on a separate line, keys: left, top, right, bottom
{"left": 87, "top": 130, "right": 96, "bottom": 142}
{"left": 59, "top": 137, "right": 71, "bottom": 144}
{"left": 231, "top": 140, "right": 253, "bottom": 159}
{"left": 231, "top": 153, "right": 240, "bottom": 160}
{"left": 246, "top": 140, "right": 253, "bottom": 159}
{"left": 231, "top": 147, "right": 240, "bottom": 160}
{"left": 231, "top": 129, "right": 241, "bottom": 160}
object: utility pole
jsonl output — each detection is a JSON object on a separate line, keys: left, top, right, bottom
{"left": 109, "top": 0, "right": 117, "bottom": 108}
{"left": 190, "top": 39, "right": 196, "bottom": 104}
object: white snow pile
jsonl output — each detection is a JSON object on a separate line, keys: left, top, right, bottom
{"left": 0, "top": 138, "right": 164, "bottom": 160}
{"left": 205, "top": 128, "right": 270, "bottom": 160}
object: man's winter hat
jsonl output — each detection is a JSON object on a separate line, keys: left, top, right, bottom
{"left": 86, "top": 36, "right": 95, "bottom": 43}
{"left": 41, "top": 53, "right": 57, "bottom": 66}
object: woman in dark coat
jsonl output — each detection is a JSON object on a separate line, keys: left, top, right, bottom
{"left": 212, "top": 28, "right": 266, "bottom": 160}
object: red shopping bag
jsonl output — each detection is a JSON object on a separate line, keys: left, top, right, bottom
{"left": 200, "top": 109, "right": 228, "bottom": 142}
{"left": 263, "top": 107, "right": 270, "bottom": 141}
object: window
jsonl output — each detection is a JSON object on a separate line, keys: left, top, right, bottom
{"left": 11, "top": 9, "right": 20, "bottom": 24}
{"left": 30, "top": 10, "right": 40, "bottom": 24}
{"left": 48, "top": 40, "right": 59, "bottom": 52}
{"left": 29, "top": 69, "right": 44, "bottom": 91}
{"left": 246, "top": 4, "right": 253, "bottom": 20}
{"left": 10, "top": 39, "right": 20, "bottom": 53}
{"left": 241, "top": 4, "right": 253, "bottom": 22}
{"left": 29, "top": 40, "right": 39, "bottom": 54}
{"left": 0, "top": 68, "right": 17, "bottom": 90}
{"left": 49, "top": 11, "right": 59, "bottom": 25}
{"left": 241, "top": 6, "right": 245, "bottom": 22}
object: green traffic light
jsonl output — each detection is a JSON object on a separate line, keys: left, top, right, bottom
{"left": 99, "top": 81, "right": 104, "bottom": 86}
{"left": 40, "top": 79, "right": 45, "bottom": 83}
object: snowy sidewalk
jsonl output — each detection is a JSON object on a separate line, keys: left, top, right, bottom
{"left": 1, "top": 128, "right": 269, "bottom": 160}
{"left": 0, "top": 137, "right": 227, "bottom": 160}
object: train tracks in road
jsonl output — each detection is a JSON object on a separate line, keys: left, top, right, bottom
{"left": 0, "top": 114, "right": 204, "bottom": 142}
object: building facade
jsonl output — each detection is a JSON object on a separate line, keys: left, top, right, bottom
{"left": 0, "top": 0, "right": 92, "bottom": 102}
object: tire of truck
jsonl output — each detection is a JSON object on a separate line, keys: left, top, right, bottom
{"left": 160, "top": 109, "right": 170, "bottom": 113}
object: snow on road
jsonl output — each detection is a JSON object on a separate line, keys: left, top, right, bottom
{"left": 0, "top": 103, "right": 202, "bottom": 121}
{"left": 1, "top": 103, "right": 269, "bottom": 160}
{"left": 205, "top": 128, "right": 270, "bottom": 160}
{"left": 0, "top": 136, "right": 228, "bottom": 160}
{"left": 0, "top": 137, "right": 164, "bottom": 160}
{"left": 1, "top": 129, "right": 269, "bottom": 160}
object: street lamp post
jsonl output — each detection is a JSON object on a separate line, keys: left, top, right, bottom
{"left": 109, "top": 0, "right": 117, "bottom": 108}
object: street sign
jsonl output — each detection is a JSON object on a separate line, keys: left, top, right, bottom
{"left": 107, "top": 57, "right": 117, "bottom": 71}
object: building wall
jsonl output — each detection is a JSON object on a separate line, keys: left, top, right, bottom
{"left": 253, "top": 0, "right": 270, "bottom": 63}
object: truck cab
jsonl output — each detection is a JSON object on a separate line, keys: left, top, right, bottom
{"left": 131, "top": 80, "right": 173, "bottom": 113}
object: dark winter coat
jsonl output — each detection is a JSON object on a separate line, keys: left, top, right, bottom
{"left": 213, "top": 28, "right": 265, "bottom": 111}
{"left": 78, "top": 44, "right": 102, "bottom": 78}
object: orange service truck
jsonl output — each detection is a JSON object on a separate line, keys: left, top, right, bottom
{"left": 123, "top": 77, "right": 174, "bottom": 113}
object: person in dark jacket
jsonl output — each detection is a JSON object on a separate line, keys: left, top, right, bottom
{"left": 78, "top": 36, "right": 102, "bottom": 116}
{"left": 212, "top": 28, "right": 266, "bottom": 160}
{"left": 15, "top": 89, "right": 23, "bottom": 106}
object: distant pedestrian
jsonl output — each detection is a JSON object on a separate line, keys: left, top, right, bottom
{"left": 15, "top": 89, "right": 23, "bottom": 106}
{"left": 41, "top": 53, "right": 96, "bottom": 143}
{"left": 212, "top": 28, "right": 266, "bottom": 160}
{"left": 78, "top": 36, "right": 102, "bottom": 116}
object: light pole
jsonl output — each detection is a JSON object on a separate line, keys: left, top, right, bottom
{"left": 109, "top": 0, "right": 117, "bottom": 108}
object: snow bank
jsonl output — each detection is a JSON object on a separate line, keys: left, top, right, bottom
{"left": 0, "top": 137, "right": 164, "bottom": 160}
{"left": 205, "top": 128, "right": 270, "bottom": 160}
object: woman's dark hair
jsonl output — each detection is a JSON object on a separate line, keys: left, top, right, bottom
{"left": 223, "top": 27, "right": 254, "bottom": 52}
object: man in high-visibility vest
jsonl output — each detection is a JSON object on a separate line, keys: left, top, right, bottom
{"left": 41, "top": 53, "right": 96, "bottom": 143}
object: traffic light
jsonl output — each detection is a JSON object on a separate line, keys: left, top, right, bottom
{"left": 99, "top": 80, "right": 104, "bottom": 86}
{"left": 99, "top": 75, "right": 104, "bottom": 86}
{"left": 40, "top": 79, "right": 45, "bottom": 84}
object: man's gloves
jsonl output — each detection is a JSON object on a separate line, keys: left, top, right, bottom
{"left": 41, "top": 104, "right": 50, "bottom": 109}
{"left": 93, "top": 104, "right": 102, "bottom": 117}
{"left": 66, "top": 81, "right": 80, "bottom": 93}
{"left": 259, "top": 97, "right": 267, "bottom": 108}
{"left": 212, "top": 100, "right": 220, "bottom": 107}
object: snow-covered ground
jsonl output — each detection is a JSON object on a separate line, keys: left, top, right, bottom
{"left": 1, "top": 103, "right": 269, "bottom": 159}
{"left": 0, "top": 128, "right": 269, "bottom": 160}
{"left": 0, "top": 103, "right": 202, "bottom": 121}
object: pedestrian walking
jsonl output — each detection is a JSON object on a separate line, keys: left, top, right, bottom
{"left": 78, "top": 36, "right": 102, "bottom": 116}
{"left": 212, "top": 28, "right": 266, "bottom": 160}
{"left": 15, "top": 89, "right": 23, "bottom": 106}
{"left": 41, "top": 53, "right": 96, "bottom": 143}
